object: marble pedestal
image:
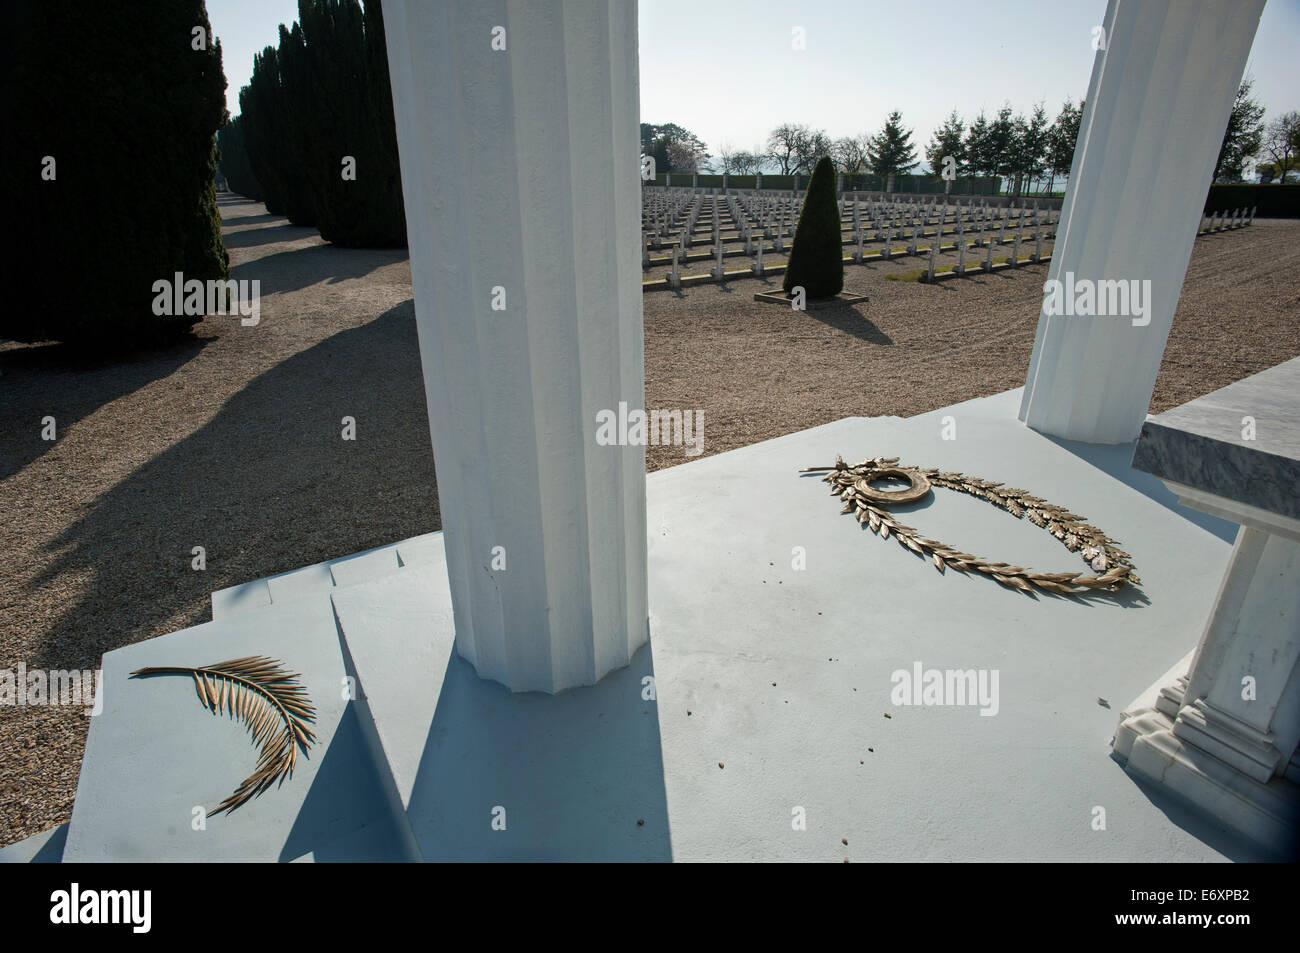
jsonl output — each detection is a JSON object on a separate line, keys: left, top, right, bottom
{"left": 1115, "top": 357, "right": 1300, "bottom": 858}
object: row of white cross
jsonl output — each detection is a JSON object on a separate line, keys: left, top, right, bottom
{"left": 1197, "top": 207, "right": 1256, "bottom": 234}
{"left": 643, "top": 189, "right": 1056, "bottom": 249}
{"left": 642, "top": 189, "right": 1062, "bottom": 287}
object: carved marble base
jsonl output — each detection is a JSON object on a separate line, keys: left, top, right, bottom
{"left": 1114, "top": 706, "right": 1299, "bottom": 857}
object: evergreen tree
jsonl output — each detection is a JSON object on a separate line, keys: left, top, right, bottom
{"left": 2, "top": 0, "right": 229, "bottom": 346}
{"left": 237, "top": 1, "right": 406, "bottom": 244}
{"left": 1214, "top": 78, "right": 1266, "bottom": 182}
{"left": 925, "top": 110, "right": 966, "bottom": 178}
{"left": 269, "top": 22, "right": 319, "bottom": 226}
{"left": 783, "top": 156, "right": 843, "bottom": 300}
{"left": 1009, "top": 103, "right": 1049, "bottom": 196}
{"left": 643, "top": 123, "right": 711, "bottom": 174}
{"left": 279, "top": 0, "right": 405, "bottom": 246}
{"left": 866, "top": 111, "right": 918, "bottom": 179}
{"left": 986, "top": 105, "right": 1016, "bottom": 189}
{"left": 1046, "top": 99, "right": 1084, "bottom": 192}
{"left": 239, "top": 47, "right": 290, "bottom": 217}
{"left": 964, "top": 111, "right": 992, "bottom": 175}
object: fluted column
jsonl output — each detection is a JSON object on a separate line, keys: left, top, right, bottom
{"left": 382, "top": 0, "right": 648, "bottom": 693}
{"left": 1019, "top": 0, "right": 1265, "bottom": 443}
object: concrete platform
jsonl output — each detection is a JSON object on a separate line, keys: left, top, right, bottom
{"left": 642, "top": 412, "right": 1252, "bottom": 861}
{"left": 57, "top": 396, "right": 1267, "bottom": 860}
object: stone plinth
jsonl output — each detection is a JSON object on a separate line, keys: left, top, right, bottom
{"left": 1116, "top": 357, "right": 1300, "bottom": 857}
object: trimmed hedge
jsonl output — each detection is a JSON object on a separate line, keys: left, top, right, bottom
{"left": 1, "top": 0, "right": 229, "bottom": 346}
{"left": 1205, "top": 183, "right": 1300, "bottom": 218}
{"left": 783, "top": 156, "right": 843, "bottom": 299}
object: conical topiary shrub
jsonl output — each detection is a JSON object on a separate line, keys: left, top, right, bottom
{"left": 783, "top": 155, "right": 844, "bottom": 299}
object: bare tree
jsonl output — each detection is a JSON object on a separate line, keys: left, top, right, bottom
{"left": 1263, "top": 111, "right": 1300, "bottom": 183}
{"left": 766, "top": 123, "right": 831, "bottom": 175}
{"left": 717, "top": 145, "right": 765, "bottom": 175}
{"left": 831, "top": 135, "right": 870, "bottom": 174}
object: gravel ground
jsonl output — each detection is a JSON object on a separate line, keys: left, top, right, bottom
{"left": 1, "top": 197, "right": 1297, "bottom": 847}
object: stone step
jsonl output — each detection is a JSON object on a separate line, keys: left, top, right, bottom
{"left": 210, "top": 531, "right": 446, "bottom": 620}
{"left": 64, "top": 591, "right": 416, "bottom": 862}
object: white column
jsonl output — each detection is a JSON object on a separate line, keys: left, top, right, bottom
{"left": 1018, "top": 0, "right": 1265, "bottom": 443}
{"left": 383, "top": 0, "right": 648, "bottom": 693}
{"left": 1115, "top": 522, "right": 1300, "bottom": 850}
{"left": 1175, "top": 528, "right": 1300, "bottom": 783}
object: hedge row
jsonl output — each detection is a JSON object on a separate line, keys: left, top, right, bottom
{"left": 231, "top": 0, "right": 405, "bottom": 247}
{"left": 1, "top": 0, "right": 229, "bottom": 346}
{"left": 1205, "top": 183, "right": 1300, "bottom": 218}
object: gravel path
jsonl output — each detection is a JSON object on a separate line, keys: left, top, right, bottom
{"left": 1, "top": 196, "right": 1297, "bottom": 847}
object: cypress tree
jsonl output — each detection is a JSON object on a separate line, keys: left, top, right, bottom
{"left": 239, "top": 48, "right": 288, "bottom": 216}
{"left": 359, "top": 0, "right": 407, "bottom": 246}
{"left": 266, "top": 25, "right": 318, "bottom": 226}
{"left": 218, "top": 115, "right": 264, "bottom": 201}
{"left": 1, "top": 0, "right": 229, "bottom": 346}
{"left": 281, "top": 0, "right": 405, "bottom": 247}
{"left": 236, "top": 0, "right": 404, "bottom": 246}
{"left": 783, "top": 156, "right": 844, "bottom": 299}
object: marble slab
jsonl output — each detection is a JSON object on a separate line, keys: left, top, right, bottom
{"left": 1132, "top": 357, "right": 1300, "bottom": 521}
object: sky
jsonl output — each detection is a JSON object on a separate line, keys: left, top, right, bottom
{"left": 210, "top": 0, "right": 1300, "bottom": 171}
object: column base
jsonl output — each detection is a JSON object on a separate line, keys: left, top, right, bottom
{"left": 1114, "top": 706, "right": 1300, "bottom": 858}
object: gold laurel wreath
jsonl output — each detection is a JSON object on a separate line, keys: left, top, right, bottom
{"left": 130, "top": 656, "right": 317, "bottom": 815}
{"left": 802, "top": 456, "right": 1139, "bottom": 595}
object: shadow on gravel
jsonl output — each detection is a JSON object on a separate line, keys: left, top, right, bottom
{"left": 223, "top": 211, "right": 283, "bottom": 225}
{"left": 221, "top": 222, "right": 320, "bottom": 250}
{"left": 28, "top": 300, "right": 440, "bottom": 671}
{"left": 0, "top": 336, "right": 211, "bottom": 482}
{"left": 230, "top": 243, "right": 408, "bottom": 296}
{"left": 801, "top": 301, "right": 893, "bottom": 345}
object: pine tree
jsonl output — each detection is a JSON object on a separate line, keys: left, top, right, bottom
{"left": 1009, "top": 103, "right": 1049, "bottom": 197}
{"left": 1046, "top": 99, "right": 1084, "bottom": 192}
{"left": 866, "top": 111, "right": 918, "bottom": 180}
{"left": 783, "top": 156, "right": 843, "bottom": 300}
{"left": 964, "top": 111, "right": 992, "bottom": 175}
{"left": 925, "top": 110, "right": 966, "bottom": 179}
{"left": 1214, "top": 79, "right": 1266, "bottom": 182}
{"left": 2, "top": 0, "right": 229, "bottom": 346}
{"left": 986, "top": 106, "right": 1016, "bottom": 190}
